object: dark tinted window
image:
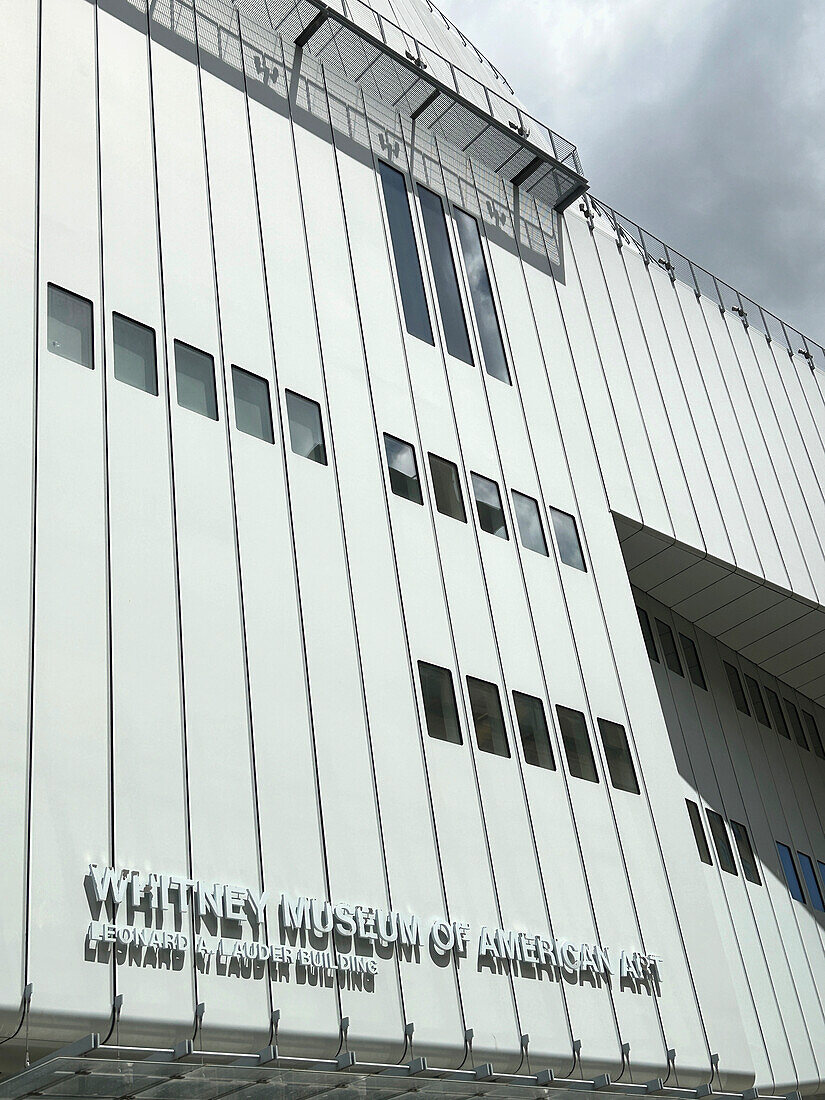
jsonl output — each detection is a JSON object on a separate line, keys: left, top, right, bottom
{"left": 418, "top": 662, "right": 462, "bottom": 744}
{"left": 286, "top": 391, "right": 327, "bottom": 464}
{"left": 724, "top": 662, "right": 750, "bottom": 716}
{"left": 232, "top": 367, "right": 273, "bottom": 443}
{"left": 378, "top": 161, "right": 433, "bottom": 345}
{"left": 417, "top": 186, "right": 472, "bottom": 364}
{"left": 512, "top": 491, "right": 548, "bottom": 556}
{"left": 113, "top": 313, "right": 157, "bottom": 395}
{"left": 730, "top": 821, "right": 761, "bottom": 884}
{"left": 679, "top": 634, "right": 707, "bottom": 690}
{"left": 47, "top": 284, "right": 93, "bottom": 368}
{"left": 744, "top": 675, "right": 771, "bottom": 727}
{"left": 784, "top": 699, "right": 809, "bottom": 750}
{"left": 549, "top": 508, "right": 586, "bottom": 570}
{"left": 471, "top": 473, "right": 507, "bottom": 539}
{"left": 803, "top": 711, "right": 825, "bottom": 759}
{"left": 765, "top": 688, "right": 790, "bottom": 739}
{"left": 453, "top": 208, "right": 510, "bottom": 383}
{"left": 637, "top": 606, "right": 659, "bottom": 662}
{"left": 556, "top": 706, "right": 598, "bottom": 783}
{"left": 777, "top": 842, "right": 806, "bottom": 903}
{"left": 686, "top": 800, "right": 713, "bottom": 865}
{"left": 513, "top": 691, "right": 555, "bottom": 770}
{"left": 384, "top": 434, "right": 423, "bottom": 504}
{"left": 707, "top": 810, "right": 738, "bottom": 875}
{"left": 428, "top": 454, "right": 466, "bottom": 522}
{"left": 817, "top": 861, "right": 825, "bottom": 892}
{"left": 597, "top": 719, "right": 639, "bottom": 794}
{"left": 797, "top": 852, "right": 824, "bottom": 911}
{"left": 656, "top": 620, "right": 683, "bottom": 676}
{"left": 467, "top": 677, "right": 510, "bottom": 758}
{"left": 174, "top": 341, "right": 217, "bottom": 420}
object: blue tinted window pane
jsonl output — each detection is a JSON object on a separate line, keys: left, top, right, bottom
{"left": 453, "top": 208, "right": 510, "bottom": 383}
{"left": 777, "top": 842, "right": 806, "bottom": 903}
{"left": 378, "top": 162, "right": 433, "bottom": 345}
{"left": 798, "top": 852, "right": 824, "bottom": 911}
{"left": 418, "top": 186, "right": 473, "bottom": 364}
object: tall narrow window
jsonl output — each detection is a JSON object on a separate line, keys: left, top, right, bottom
{"left": 803, "top": 711, "right": 825, "bottom": 759}
{"left": 706, "top": 810, "right": 738, "bottom": 875}
{"left": 113, "top": 313, "right": 157, "bottom": 395}
{"left": 765, "top": 688, "right": 790, "bottom": 739}
{"left": 797, "top": 852, "right": 824, "bottom": 911}
{"left": 724, "top": 662, "right": 750, "bottom": 716}
{"left": 784, "top": 699, "right": 809, "bottom": 750}
{"left": 549, "top": 508, "right": 586, "bottom": 571}
{"left": 556, "top": 706, "right": 598, "bottom": 783}
{"left": 232, "top": 367, "right": 273, "bottom": 443}
{"left": 597, "top": 719, "right": 640, "bottom": 794}
{"left": 428, "top": 454, "right": 466, "bottom": 522}
{"left": 637, "top": 606, "right": 659, "bottom": 662}
{"left": 817, "top": 861, "right": 825, "bottom": 893}
{"left": 679, "top": 634, "right": 707, "bottom": 690}
{"left": 777, "top": 842, "right": 806, "bottom": 903}
{"left": 656, "top": 620, "right": 683, "bottom": 676}
{"left": 286, "top": 391, "right": 327, "bottom": 464}
{"left": 453, "top": 207, "right": 510, "bottom": 383}
{"left": 744, "top": 675, "right": 771, "bottom": 728}
{"left": 513, "top": 691, "right": 555, "bottom": 770}
{"left": 686, "top": 800, "right": 713, "bottom": 865}
{"left": 730, "top": 821, "right": 761, "bottom": 885}
{"left": 467, "top": 677, "right": 510, "bottom": 758}
{"left": 384, "top": 434, "right": 423, "bottom": 504}
{"left": 417, "top": 185, "right": 473, "bottom": 364}
{"left": 418, "top": 662, "right": 462, "bottom": 744}
{"left": 47, "top": 284, "right": 93, "bottom": 368}
{"left": 471, "top": 473, "right": 508, "bottom": 539}
{"left": 174, "top": 341, "right": 217, "bottom": 420}
{"left": 512, "top": 491, "right": 548, "bottom": 556}
{"left": 378, "top": 161, "right": 433, "bottom": 345}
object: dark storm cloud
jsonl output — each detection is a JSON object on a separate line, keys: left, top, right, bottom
{"left": 439, "top": 0, "right": 825, "bottom": 341}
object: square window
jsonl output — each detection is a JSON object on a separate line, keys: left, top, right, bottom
{"left": 47, "top": 284, "right": 93, "bottom": 368}
{"left": 597, "top": 718, "right": 639, "bottom": 794}
{"left": 655, "top": 619, "right": 683, "bottom": 676}
{"left": 777, "top": 841, "right": 805, "bottom": 902}
{"left": 428, "top": 454, "right": 466, "bottom": 522}
{"left": 686, "top": 800, "right": 713, "bottom": 865}
{"left": 765, "top": 688, "right": 790, "bottom": 739}
{"left": 556, "top": 705, "right": 598, "bottom": 783}
{"left": 513, "top": 691, "right": 555, "bottom": 770}
{"left": 730, "top": 820, "right": 761, "bottom": 885}
{"left": 174, "top": 341, "right": 218, "bottom": 420}
{"left": 113, "top": 313, "right": 157, "bottom": 394}
{"left": 637, "top": 606, "right": 659, "bottom": 662}
{"left": 467, "top": 676, "right": 510, "bottom": 758}
{"left": 549, "top": 507, "right": 586, "bottom": 570}
{"left": 512, "top": 491, "right": 548, "bottom": 556}
{"left": 232, "top": 366, "right": 273, "bottom": 443}
{"left": 286, "top": 390, "right": 327, "bottom": 464}
{"left": 744, "top": 675, "right": 771, "bottom": 727}
{"left": 706, "top": 810, "right": 738, "bottom": 875}
{"left": 384, "top": 434, "right": 423, "bottom": 504}
{"left": 679, "top": 634, "right": 707, "bottom": 690}
{"left": 471, "top": 472, "right": 508, "bottom": 539}
{"left": 418, "top": 662, "right": 462, "bottom": 744}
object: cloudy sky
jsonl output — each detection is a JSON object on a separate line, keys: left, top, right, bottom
{"left": 439, "top": 0, "right": 825, "bottom": 343}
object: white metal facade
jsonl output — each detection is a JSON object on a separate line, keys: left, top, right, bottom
{"left": 1, "top": 0, "right": 824, "bottom": 1095}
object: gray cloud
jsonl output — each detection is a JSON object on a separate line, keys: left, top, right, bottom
{"left": 439, "top": 0, "right": 825, "bottom": 342}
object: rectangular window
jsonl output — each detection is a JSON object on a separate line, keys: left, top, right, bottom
{"left": 686, "top": 800, "right": 713, "bottom": 865}
{"left": 784, "top": 699, "right": 809, "bottom": 750}
{"left": 378, "top": 161, "right": 433, "bottom": 345}
{"left": 656, "top": 619, "right": 684, "bottom": 676}
{"left": 706, "top": 810, "right": 738, "bottom": 875}
{"left": 765, "top": 688, "right": 791, "bottom": 739}
{"left": 730, "top": 821, "right": 761, "bottom": 885}
{"left": 418, "top": 662, "right": 462, "bottom": 744}
{"left": 232, "top": 366, "right": 273, "bottom": 443}
{"left": 286, "top": 390, "right": 327, "bottom": 464}
{"left": 679, "top": 634, "right": 707, "bottom": 690}
{"left": 797, "top": 852, "right": 824, "bottom": 911}
{"left": 556, "top": 705, "right": 598, "bottom": 783}
{"left": 817, "top": 861, "right": 825, "bottom": 893}
{"left": 428, "top": 453, "right": 466, "bottom": 522}
{"left": 549, "top": 507, "right": 586, "bottom": 571}
{"left": 513, "top": 691, "right": 555, "bottom": 771}
{"left": 174, "top": 340, "right": 217, "bottom": 420}
{"left": 724, "top": 661, "right": 750, "bottom": 716}
{"left": 744, "top": 675, "right": 771, "bottom": 727}
{"left": 113, "top": 313, "right": 157, "bottom": 395}
{"left": 47, "top": 284, "right": 93, "bottom": 368}
{"left": 384, "top": 434, "right": 423, "bottom": 504}
{"left": 512, "top": 491, "right": 548, "bottom": 556}
{"left": 803, "top": 711, "right": 825, "bottom": 759}
{"left": 637, "top": 606, "right": 659, "bottom": 662}
{"left": 777, "top": 842, "right": 806, "bottom": 903}
{"left": 597, "top": 719, "right": 640, "bottom": 794}
{"left": 417, "top": 186, "right": 473, "bottom": 364}
{"left": 467, "top": 677, "right": 510, "bottom": 758}
{"left": 453, "top": 207, "right": 510, "bottom": 383}
{"left": 471, "top": 473, "right": 508, "bottom": 539}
